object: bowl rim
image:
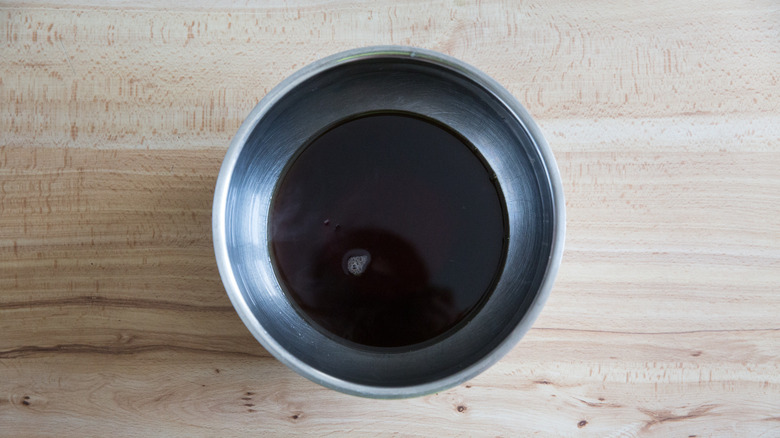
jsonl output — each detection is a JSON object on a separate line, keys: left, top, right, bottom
{"left": 213, "top": 45, "right": 566, "bottom": 398}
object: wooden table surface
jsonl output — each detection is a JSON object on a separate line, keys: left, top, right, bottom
{"left": 1, "top": 0, "right": 778, "bottom": 436}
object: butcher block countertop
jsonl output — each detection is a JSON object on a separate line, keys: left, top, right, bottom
{"left": 1, "top": 0, "right": 778, "bottom": 436}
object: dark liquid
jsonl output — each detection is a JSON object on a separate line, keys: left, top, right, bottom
{"left": 270, "top": 113, "right": 506, "bottom": 348}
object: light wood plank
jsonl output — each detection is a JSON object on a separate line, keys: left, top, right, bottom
{"left": 1, "top": 1, "right": 777, "bottom": 149}
{"left": 2, "top": 329, "right": 778, "bottom": 437}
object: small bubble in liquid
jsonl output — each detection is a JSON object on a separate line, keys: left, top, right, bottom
{"left": 342, "top": 249, "right": 371, "bottom": 276}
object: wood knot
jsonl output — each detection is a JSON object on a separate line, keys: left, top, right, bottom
{"left": 456, "top": 405, "right": 467, "bottom": 413}
{"left": 578, "top": 420, "right": 588, "bottom": 428}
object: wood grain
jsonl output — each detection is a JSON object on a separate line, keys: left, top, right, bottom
{"left": 1, "top": 0, "right": 779, "bottom": 436}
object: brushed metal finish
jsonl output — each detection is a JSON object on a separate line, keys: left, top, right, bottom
{"left": 213, "top": 46, "right": 566, "bottom": 398}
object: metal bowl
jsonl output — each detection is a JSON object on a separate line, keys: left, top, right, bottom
{"left": 213, "top": 46, "right": 565, "bottom": 398}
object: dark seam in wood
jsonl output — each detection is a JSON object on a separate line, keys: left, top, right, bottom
{"left": 573, "top": 396, "right": 623, "bottom": 408}
{"left": 532, "top": 327, "right": 780, "bottom": 335}
{"left": 0, "top": 296, "right": 233, "bottom": 312}
{"left": 0, "top": 343, "right": 265, "bottom": 359}
{"left": 639, "top": 404, "right": 717, "bottom": 431}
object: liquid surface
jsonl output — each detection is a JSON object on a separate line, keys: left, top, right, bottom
{"left": 270, "top": 113, "right": 506, "bottom": 348}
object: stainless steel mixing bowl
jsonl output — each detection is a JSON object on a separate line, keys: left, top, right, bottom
{"left": 213, "top": 46, "right": 565, "bottom": 398}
